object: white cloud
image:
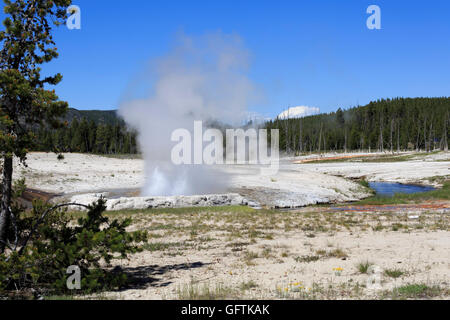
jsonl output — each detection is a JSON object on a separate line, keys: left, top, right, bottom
{"left": 277, "top": 106, "right": 320, "bottom": 119}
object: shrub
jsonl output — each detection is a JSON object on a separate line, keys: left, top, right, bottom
{"left": 384, "top": 269, "right": 404, "bottom": 278}
{"left": 359, "top": 179, "right": 370, "bottom": 188}
{"left": 357, "top": 261, "right": 373, "bottom": 274}
{"left": 0, "top": 198, "right": 147, "bottom": 298}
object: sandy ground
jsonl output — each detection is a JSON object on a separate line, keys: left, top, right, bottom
{"left": 89, "top": 206, "right": 449, "bottom": 300}
{"left": 10, "top": 151, "right": 449, "bottom": 299}
{"left": 223, "top": 162, "right": 370, "bottom": 207}
{"left": 300, "top": 161, "right": 449, "bottom": 185}
{"left": 12, "top": 151, "right": 450, "bottom": 208}
{"left": 13, "top": 153, "right": 145, "bottom": 194}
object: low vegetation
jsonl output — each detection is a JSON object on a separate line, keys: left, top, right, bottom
{"left": 2, "top": 185, "right": 449, "bottom": 300}
{"left": 0, "top": 195, "right": 147, "bottom": 299}
{"left": 177, "top": 282, "right": 238, "bottom": 300}
{"left": 357, "top": 261, "right": 373, "bottom": 274}
{"left": 384, "top": 269, "right": 405, "bottom": 278}
{"left": 387, "top": 284, "right": 446, "bottom": 299}
{"left": 268, "top": 97, "right": 449, "bottom": 154}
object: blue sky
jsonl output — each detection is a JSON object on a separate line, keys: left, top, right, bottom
{"left": 2, "top": 0, "right": 450, "bottom": 117}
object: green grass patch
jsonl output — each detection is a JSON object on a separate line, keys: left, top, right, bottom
{"left": 389, "top": 284, "right": 445, "bottom": 299}
{"left": 357, "top": 261, "right": 373, "bottom": 274}
{"left": 360, "top": 154, "right": 416, "bottom": 163}
{"left": 384, "top": 269, "right": 404, "bottom": 278}
{"left": 67, "top": 205, "right": 258, "bottom": 219}
{"left": 358, "top": 179, "right": 370, "bottom": 188}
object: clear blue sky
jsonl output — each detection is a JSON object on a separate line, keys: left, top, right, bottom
{"left": 2, "top": 0, "right": 450, "bottom": 117}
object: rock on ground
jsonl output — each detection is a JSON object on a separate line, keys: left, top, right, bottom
{"left": 68, "top": 193, "right": 249, "bottom": 211}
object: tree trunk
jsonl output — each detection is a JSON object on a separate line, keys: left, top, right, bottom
{"left": 292, "top": 124, "right": 296, "bottom": 153}
{"left": 284, "top": 108, "right": 290, "bottom": 154}
{"left": 442, "top": 113, "right": 449, "bottom": 151}
{"left": 379, "top": 113, "right": 384, "bottom": 152}
{"left": 423, "top": 117, "right": 427, "bottom": 152}
{"left": 390, "top": 119, "right": 394, "bottom": 154}
{"left": 379, "top": 123, "right": 384, "bottom": 152}
{"left": 415, "top": 121, "right": 420, "bottom": 151}
{"left": 344, "top": 127, "right": 348, "bottom": 153}
{"left": 0, "top": 156, "right": 13, "bottom": 253}
{"left": 428, "top": 122, "right": 433, "bottom": 152}
{"left": 298, "top": 119, "right": 303, "bottom": 153}
{"left": 318, "top": 123, "right": 322, "bottom": 153}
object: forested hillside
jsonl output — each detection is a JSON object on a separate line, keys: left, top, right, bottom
{"left": 266, "top": 97, "right": 449, "bottom": 153}
{"left": 35, "top": 115, "right": 139, "bottom": 154}
{"left": 34, "top": 98, "right": 449, "bottom": 155}
{"left": 64, "top": 108, "right": 121, "bottom": 125}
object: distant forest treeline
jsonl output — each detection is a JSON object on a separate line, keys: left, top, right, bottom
{"left": 35, "top": 117, "right": 139, "bottom": 154}
{"left": 266, "top": 97, "right": 449, "bottom": 153}
{"left": 34, "top": 98, "right": 449, "bottom": 155}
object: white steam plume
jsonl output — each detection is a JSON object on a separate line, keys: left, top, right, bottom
{"left": 119, "top": 32, "right": 258, "bottom": 196}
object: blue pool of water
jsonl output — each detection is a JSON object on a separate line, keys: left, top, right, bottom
{"left": 368, "top": 182, "right": 435, "bottom": 197}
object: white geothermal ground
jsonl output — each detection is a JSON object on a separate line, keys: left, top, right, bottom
{"left": 12, "top": 151, "right": 450, "bottom": 209}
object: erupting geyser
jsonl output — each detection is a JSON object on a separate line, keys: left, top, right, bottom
{"left": 118, "top": 32, "right": 258, "bottom": 196}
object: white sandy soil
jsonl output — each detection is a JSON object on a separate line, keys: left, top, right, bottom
{"left": 95, "top": 208, "right": 450, "bottom": 300}
{"left": 9, "top": 152, "right": 449, "bottom": 300}
{"left": 300, "top": 160, "right": 449, "bottom": 185}
{"left": 12, "top": 152, "right": 449, "bottom": 208}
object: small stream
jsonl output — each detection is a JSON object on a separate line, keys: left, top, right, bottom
{"left": 368, "top": 182, "right": 435, "bottom": 197}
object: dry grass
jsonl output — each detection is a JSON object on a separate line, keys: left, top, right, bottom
{"left": 70, "top": 204, "right": 449, "bottom": 300}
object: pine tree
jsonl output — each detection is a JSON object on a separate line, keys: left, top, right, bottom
{"left": 0, "top": 0, "right": 71, "bottom": 252}
{"left": 96, "top": 124, "right": 108, "bottom": 154}
{"left": 70, "top": 118, "right": 81, "bottom": 152}
{"left": 268, "top": 97, "right": 449, "bottom": 154}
